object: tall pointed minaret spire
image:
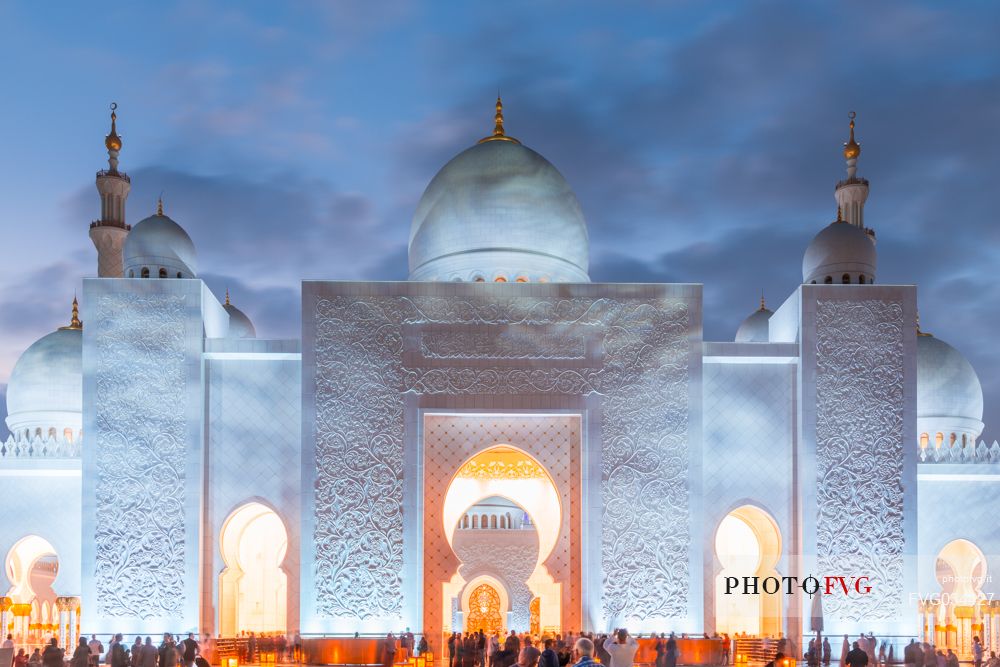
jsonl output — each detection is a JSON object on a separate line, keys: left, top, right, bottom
{"left": 91, "top": 102, "right": 131, "bottom": 277}
{"left": 478, "top": 94, "right": 520, "bottom": 144}
{"left": 835, "top": 111, "right": 871, "bottom": 231}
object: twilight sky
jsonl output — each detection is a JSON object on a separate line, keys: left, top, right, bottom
{"left": 1, "top": 1, "right": 999, "bottom": 440}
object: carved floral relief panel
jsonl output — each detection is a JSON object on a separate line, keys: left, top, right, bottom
{"left": 310, "top": 289, "right": 694, "bottom": 624}
{"left": 814, "top": 299, "right": 905, "bottom": 621}
{"left": 92, "top": 293, "right": 188, "bottom": 619}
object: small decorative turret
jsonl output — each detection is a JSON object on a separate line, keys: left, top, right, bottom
{"left": 91, "top": 103, "right": 131, "bottom": 277}
{"left": 478, "top": 95, "right": 520, "bottom": 145}
{"left": 59, "top": 296, "right": 83, "bottom": 331}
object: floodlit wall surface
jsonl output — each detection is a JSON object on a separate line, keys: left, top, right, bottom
{"left": 82, "top": 278, "right": 207, "bottom": 634}
{"left": 204, "top": 348, "right": 302, "bottom": 635}
{"left": 798, "top": 284, "right": 918, "bottom": 635}
{"left": 301, "top": 281, "right": 704, "bottom": 636}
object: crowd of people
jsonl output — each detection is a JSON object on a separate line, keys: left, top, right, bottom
{"left": 442, "top": 629, "right": 682, "bottom": 667}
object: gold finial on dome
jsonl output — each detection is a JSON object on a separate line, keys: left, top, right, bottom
{"left": 225, "top": 288, "right": 231, "bottom": 306}
{"left": 837, "top": 205, "right": 843, "bottom": 222}
{"left": 105, "top": 102, "right": 122, "bottom": 153}
{"left": 759, "top": 290, "right": 767, "bottom": 311}
{"left": 478, "top": 94, "right": 520, "bottom": 145}
{"left": 60, "top": 295, "right": 83, "bottom": 330}
{"left": 156, "top": 196, "right": 164, "bottom": 216}
{"left": 917, "top": 311, "right": 932, "bottom": 337}
{"left": 843, "top": 111, "right": 860, "bottom": 160}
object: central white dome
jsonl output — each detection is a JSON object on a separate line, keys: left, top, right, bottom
{"left": 408, "top": 139, "right": 589, "bottom": 282}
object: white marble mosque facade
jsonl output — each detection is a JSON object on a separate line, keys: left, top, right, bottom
{"left": 1, "top": 103, "right": 996, "bottom": 654}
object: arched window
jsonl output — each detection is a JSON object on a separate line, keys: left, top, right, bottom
{"left": 141, "top": 267, "right": 150, "bottom": 278}
{"left": 494, "top": 276, "right": 507, "bottom": 283}
{"left": 858, "top": 274, "right": 866, "bottom": 284}
{"left": 48, "top": 427, "right": 57, "bottom": 440}
{"left": 499, "top": 516, "right": 506, "bottom": 529}
{"left": 811, "top": 280, "right": 816, "bottom": 284}
{"left": 920, "top": 433, "right": 929, "bottom": 449}
{"left": 128, "top": 269, "right": 135, "bottom": 278}
{"left": 159, "top": 268, "right": 168, "bottom": 278}
{"left": 64, "top": 428, "right": 74, "bottom": 443}
{"left": 506, "top": 512, "right": 512, "bottom": 528}
{"left": 473, "top": 276, "right": 485, "bottom": 283}
{"left": 824, "top": 276, "right": 833, "bottom": 284}
{"left": 515, "top": 277, "right": 528, "bottom": 283}
{"left": 472, "top": 515, "right": 479, "bottom": 529}
{"left": 936, "top": 432, "right": 944, "bottom": 448}
{"left": 963, "top": 434, "right": 968, "bottom": 446}
{"left": 462, "top": 515, "right": 469, "bottom": 529}
{"left": 490, "top": 515, "right": 497, "bottom": 529}
{"left": 950, "top": 433, "right": 957, "bottom": 446}
{"left": 177, "top": 272, "right": 182, "bottom": 278}
{"left": 842, "top": 274, "right": 850, "bottom": 284}
{"left": 481, "top": 514, "right": 489, "bottom": 529}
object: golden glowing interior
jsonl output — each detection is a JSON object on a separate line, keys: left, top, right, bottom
{"left": 443, "top": 445, "right": 563, "bottom": 635}
{"left": 714, "top": 506, "right": 782, "bottom": 637}
{"left": 219, "top": 503, "right": 288, "bottom": 636}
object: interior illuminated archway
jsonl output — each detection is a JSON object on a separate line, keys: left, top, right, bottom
{"left": 219, "top": 502, "right": 288, "bottom": 636}
{"left": 935, "top": 538, "right": 987, "bottom": 652}
{"left": 5, "top": 535, "right": 59, "bottom": 644}
{"left": 714, "top": 505, "right": 782, "bottom": 637}
{"left": 462, "top": 576, "right": 508, "bottom": 636}
{"left": 442, "top": 446, "right": 562, "bottom": 634}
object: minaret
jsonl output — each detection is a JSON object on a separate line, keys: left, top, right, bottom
{"left": 89, "top": 103, "right": 131, "bottom": 277}
{"left": 834, "top": 111, "right": 870, "bottom": 231}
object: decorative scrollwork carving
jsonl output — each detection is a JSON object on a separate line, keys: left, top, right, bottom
{"left": 815, "top": 299, "right": 905, "bottom": 621}
{"left": 92, "top": 293, "right": 187, "bottom": 619}
{"left": 310, "top": 290, "right": 692, "bottom": 623}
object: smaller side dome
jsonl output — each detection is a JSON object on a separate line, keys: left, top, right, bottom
{"left": 735, "top": 302, "right": 773, "bottom": 343}
{"left": 6, "top": 324, "right": 82, "bottom": 441}
{"left": 223, "top": 291, "right": 256, "bottom": 339}
{"left": 123, "top": 200, "right": 197, "bottom": 278}
{"left": 917, "top": 334, "right": 984, "bottom": 447}
{"left": 802, "top": 219, "right": 876, "bottom": 285}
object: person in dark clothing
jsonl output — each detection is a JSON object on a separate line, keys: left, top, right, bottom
{"left": 505, "top": 633, "right": 520, "bottom": 654}
{"left": 823, "top": 639, "right": 831, "bottom": 667}
{"left": 73, "top": 638, "right": 93, "bottom": 667}
{"left": 765, "top": 653, "right": 785, "bottom": 667}
{"left": 110, "top": 635, "right": 129, "bottom": 667}
{"left": 846, "top": 643, "right": 870, "bottom": 667}
{"left": 905, "top": 640, "right": 917, "bottom": 667}
{"left": 540, "top": 639, "right": 559, "bottom": 667}
{"left": 181, "top": 635, "right": 198, "bottom": 667}
{"left": 665, "top": 634, "right": 678, "bottom": 667}
{"left": 42, "top": 639, "right": 66, "bottom": 667}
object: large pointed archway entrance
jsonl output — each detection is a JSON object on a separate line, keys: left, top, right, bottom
{"left": 714, "top": 505, "right": 782, "bottom": 637}
{"left": 421, "top": 412, "right": 582, "bottom": 649}
{"left": 219, "top": 502, "right": 289, "bottom": 635}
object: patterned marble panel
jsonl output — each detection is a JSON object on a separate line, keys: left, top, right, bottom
{"left": 815, "top": 299, "right": 905, "bottom": 621}
{"left": 308, "top": 288, "right": 695, "bottom": 625}
{"left": 92, "top": 293, "right": 188, "bottom": 619}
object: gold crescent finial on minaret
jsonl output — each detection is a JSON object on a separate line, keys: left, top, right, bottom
{"left": 105, "top": 102, "right": 122, "bottom": 153}
{"left": 478, "top": 94, "right": 520, "bottom": 144}
{"left": 157, "top": 196, "right": 164, "bottom": 216}
{"left": 759, "top": 290, "right": 766, "bottom": 311}
{"left": 225, "top": 288, "right": 231, "bottom": 306}
{"left": 843, "top": 110, "right": 860, "bottom": 160}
